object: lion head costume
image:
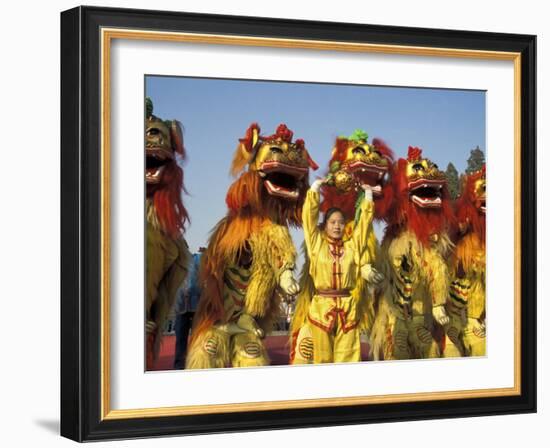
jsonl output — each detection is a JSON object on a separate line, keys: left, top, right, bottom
{"left": 145, "top": 97, "right": 189, "bottom": 238}
{"left": 384, "top": 146, "right": 455, "bottom": 245}
{"left": 320, "top": 129, "right": 394, "bottom": 222}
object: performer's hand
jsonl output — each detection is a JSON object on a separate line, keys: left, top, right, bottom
{"left": 311, "top": 178, "right": 325, "bottom": 193}
{"left": 432, "top": 305, "right": 450, "bottom": 326}
{"left": 469, "top": 318, "right": 486, "bottom": 338}
{"left": 237, "top": 314, "right": 265, "bottom": 339}
{"left": 360, "top": 184, "right": 374, "bottom": 202}
{"left": 360, "top": 263, "right": 384, "bottom": 284}
{"left": 279, "top": 269, "right": 300, "bottom": 296}
{"left": 146, "top": 320, "right": 157, "bottom": 334}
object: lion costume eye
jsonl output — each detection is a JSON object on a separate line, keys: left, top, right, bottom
{"left": 412, "top": 163, "right": 424, "bottom": 172}
{"left": 270, "top": 146, "right": 283, "bottom": 154}
{"left": 352, "top": 146, "right": 366, "bottom": 155}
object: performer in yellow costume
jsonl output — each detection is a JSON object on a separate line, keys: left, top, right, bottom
{"left": 300, "top": 178, "right": 374, "bottom": 363}
{"left": 290, "top": 130, "right": 393, "bottom": 364}
{"left": 443, "top": 166, "right": 486, "bottom": 357}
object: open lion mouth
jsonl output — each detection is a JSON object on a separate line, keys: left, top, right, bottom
{"left": 259, "top": 161, "right": 307, "bottom": 200}
{"left": 346, "top": 160, "right": 388, "bottom": 198}
{"left": 145, "top": 148, "right": 173, "bottom": 184}
{"left": 408, "top": 178, "right": 445, "bottom": 208}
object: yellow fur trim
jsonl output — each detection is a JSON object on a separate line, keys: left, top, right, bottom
{"left": 370, "top": 293, "right": 392, "bottom": 360}
{"left": 231, "top": 333, "right": 270, "bottom": 367}
{"left": 185, "top": 328, "right": 230, "bottom": 369}
{"left": 290, "top": 242, "right": 314, "bottom": 337}
{"left": 244, "top": 222, "right": 296, "bottom": 318}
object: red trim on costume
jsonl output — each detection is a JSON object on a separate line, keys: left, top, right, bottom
{"left": 328, "top": 240, "right": 344, "bottom": 290}
{"left": 308, "top": 297, "right": 359, "bottom": 334}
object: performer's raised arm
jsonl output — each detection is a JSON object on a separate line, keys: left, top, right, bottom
{"left": 351, "top": 184, "right": 375, "bottom": 262}
{"left": 302, "top": 178, "right": 324, "bottom": 258}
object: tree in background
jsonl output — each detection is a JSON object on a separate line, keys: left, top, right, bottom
{"left": 466, "top": 146, "right": 485, "bottom": 174}
{"left": 445, "top": 162, "right": 460, "bottom": 200}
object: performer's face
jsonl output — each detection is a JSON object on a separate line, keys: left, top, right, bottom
{"left": 325, "top": 211, "right": 345, "bottom": 240}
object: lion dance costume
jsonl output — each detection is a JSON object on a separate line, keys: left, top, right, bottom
{"left": 290, "top": 130, "right": 394, "bottom": 364}
{"left": 372, "top": 146, "right": 454, "bottom": 360}
{"left": 145, "top": 98, "right": 190, "bottom": 370}
{"left": 443, "top": 165, "right": 486, "bottom": 357}
{"left": 186, "top": 123, "right": 318, "bottom": 369}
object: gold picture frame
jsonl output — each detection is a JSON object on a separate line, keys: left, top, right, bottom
{"left": 61, "top": 5, "right": 536, "bottom": 441}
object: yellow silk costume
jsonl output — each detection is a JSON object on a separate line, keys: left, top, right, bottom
{"left": 299, "top": 189, "right": 374, "bottom": 363}
{"left": 443, "top": 232, "right": 486, "bottom": 357}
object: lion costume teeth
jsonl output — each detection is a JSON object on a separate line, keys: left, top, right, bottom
{"left": 186, "top": 123, "right": 317, "bottom": 369}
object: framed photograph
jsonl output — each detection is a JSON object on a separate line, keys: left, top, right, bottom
{"left": 60, "top": 6, "right": 536, "bottom": 442}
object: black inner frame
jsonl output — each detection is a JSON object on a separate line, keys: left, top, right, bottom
{"left": 60, "top": 6, "right": 536, "bottom": 442}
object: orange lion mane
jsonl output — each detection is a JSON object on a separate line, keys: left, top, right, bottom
{"left": 384, "top": 154, "right": 455, "bottom": 246}
{"left": 320, "top": 137, "right": 395, "bottom": 221}
{"left": 151, "top": 120, "right": 189, "bottom": 238}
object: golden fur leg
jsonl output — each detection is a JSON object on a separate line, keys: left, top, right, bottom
{"left": 409, "top": 316, "right": 440, "bottom": 358}
{"left": 442, "top": 313, "right": 466, "bottom": 358}
{"left": 291, "top": 323, "right": 315, "bottom": 365}
{"left": 185, "top": 328, "right": 230, "bottom": 369}
{"left": 464, "top": 319, "right": 486, "bottom": 357}
{"left": 231, "top": 332, "right": 270, "bottom": 367}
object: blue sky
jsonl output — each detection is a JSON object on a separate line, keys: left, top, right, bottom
{"left": 146, "top": 76, "right": 485, "bottom": 256}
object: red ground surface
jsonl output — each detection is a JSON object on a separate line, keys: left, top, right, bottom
{"left": 150, "top": 334, "right": 370, "bottom": 371}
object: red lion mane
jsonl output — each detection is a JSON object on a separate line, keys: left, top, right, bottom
{"left": 385, "top": 156, "right": 455, "bottom": 246}
{"left": 454, "top": 166, "right": 486, "bottom": 242}
{"left": 151, "top": 121, "right": 189, "bottom": 238}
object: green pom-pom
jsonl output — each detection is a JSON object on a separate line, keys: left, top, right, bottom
{"left": 330, "top": 161, "right": 341, "bottom": 172}
{"left": 145, "top": 97, "right": 153, "bottom": 117}
{"left": 348, "top": 129, "right": 369, "bottom": 142}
